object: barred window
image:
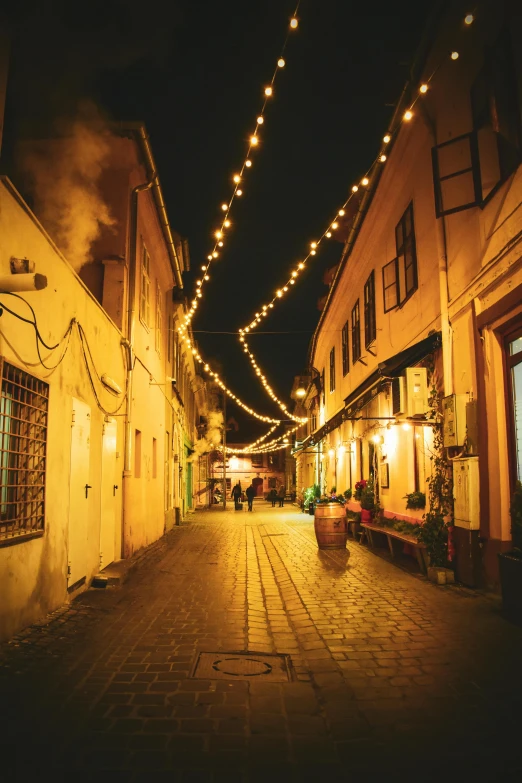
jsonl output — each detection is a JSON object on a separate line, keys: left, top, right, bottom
{"left": 0, "top": 361, "right": 48, "bottom": 544}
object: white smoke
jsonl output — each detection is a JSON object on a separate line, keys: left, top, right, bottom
{"left": 19, "top": 110, "right": 116, "bottom": 271}
{"left": 188, "top": 409, "right": 223, "bottom": 462}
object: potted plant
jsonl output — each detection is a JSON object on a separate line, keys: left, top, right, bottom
{"left": 343, "top": 489, "right": 352, "bottom": 501}
{"left": 359, "top": 479, "right": 375, "bottom": 524}
{"left": 353, "top": 479, "right": 367, "bottom": 502}
{"left": 404, "top": 491, "right": 426, "bottom": 510}
{"left": 303, "top": 483, "right": 321, "bottom": 515}
{"left": 498, "top": 480, "right": 522, "bottom": 625}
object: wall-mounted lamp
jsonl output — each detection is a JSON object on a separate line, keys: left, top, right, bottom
{"left": 295, "top": 387, "right": 307, "bottom": 398}
{"left": 101, "top": 373, "right": 123, "bottom": 396}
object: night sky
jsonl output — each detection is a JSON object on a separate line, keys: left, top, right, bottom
{"left": 3, "top": 0, "right": 436, "bottom": 440}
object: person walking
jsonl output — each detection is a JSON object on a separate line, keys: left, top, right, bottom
{"left": 231, "top": 481, "right": 242, "bottom": 510}
{"left": 268, "top": 488, "right": 277, "bottom": 507}
{"left": 245, "top": 483, "right": 256, "bottom": 512}
{"left": 277, "top": 484, "right": 285, "bottom": 508}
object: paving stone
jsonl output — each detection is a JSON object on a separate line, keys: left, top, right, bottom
{"left": 1, "top": 508, "right": 522, "bottom": 779}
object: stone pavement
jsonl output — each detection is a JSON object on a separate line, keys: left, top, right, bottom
{"left": 1, "top": 506, "right": 522, "bottom": 782}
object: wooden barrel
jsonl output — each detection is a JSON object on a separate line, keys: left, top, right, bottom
{"left": 314, "top": 503, "right": 347, "bottom": 549}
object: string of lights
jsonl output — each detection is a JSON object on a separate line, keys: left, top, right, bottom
{"left": 225, "top": 420, "right": 305, "bottom": 454}
{"left": 178, "top": 4, "right": 301, "bottom": 341}
{"left": 232, "top": 12, "right": 476, "bottom": 411}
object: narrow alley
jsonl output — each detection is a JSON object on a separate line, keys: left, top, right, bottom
{"left": 1, "top": 507, "right": 521, "bottom": 782}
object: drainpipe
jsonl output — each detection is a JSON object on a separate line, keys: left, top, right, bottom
{"left": 121, "top": 173, "right": 155, "bottom": 558}
{"left": 417, "top": 102, "right": 453, "bottom": 395}
{"left": 435, "top": 214, "right": 453, "bottom": 396}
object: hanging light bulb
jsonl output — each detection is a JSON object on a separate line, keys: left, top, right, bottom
{"left": 236, "top": 189, "right": 243, "bottom": 196}
{"left": 290, "top": 18, "right": 298, "bottom": 28}
{"left": 361, "top": 177, "right": 369, "bottom": 186}
{"left": 233, "top": 174, "right": 241, "bottom": 183}
{"left": 257, "top": 116, "right": 264, "bottom": 125}
{"left": 265, "top": 86, "right": 273, "bottom": 96}
{"left": 245, "top": 159, "right": 252, "bottom": 168}
{"left": 352, "top": 185, "right": 358, "bottom": 193}
{"left": 215, "top": 230, "right": 223, "bottom": 239}
{"left": 380, "top": 154, "right": 387, "bottom": 162}
{"left": 326, "top": 231, "right": 332, "bottom": 238}
{"left": 250, "top": 135, "right": 259, "bottom": 146}
{"left": 278, "top": 58, "right": 285, "bottom": 67}
{"left": 224, "top": 219, "right": 231, "bottom": 227}
{"left": 332, "top": 222, "right": 338, "bottom": 229}
{"left": 451, "top": 51, "right": 459, "bottom": 60}
{"left": 464, "top": 13, "right": 474, "bottom": 25}
{"left": 383, "top": 134, "right": 391, "bottom": 143}
{"left": 403, "top": 110, "right": 413, "bottom": 121}
{"left": 419, "top": 83, "right": 428, "bottom": 94}
{"left": 338, "top": 209, "right": 345, "bottom": 216}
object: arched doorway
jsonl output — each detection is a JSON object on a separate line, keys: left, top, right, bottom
{"left": 252, "top": 476, "right": 263, "bottom": 496}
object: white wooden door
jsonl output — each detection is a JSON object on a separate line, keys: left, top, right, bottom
{"left": 99, "top": 419, "right": 117, "bottom": 569}
{"left": 68, "top": 398, "right": 91, "bottom": 588}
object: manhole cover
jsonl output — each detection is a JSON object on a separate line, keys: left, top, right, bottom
{"left": 192, "top": 651, "right": 291, "bottom": 682}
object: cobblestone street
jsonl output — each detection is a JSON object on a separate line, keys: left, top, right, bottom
{"left": 1, "top": 506, "right": 522, "bottom": 782}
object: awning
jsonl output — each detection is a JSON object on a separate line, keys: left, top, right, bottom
{"left": 296, "top": 331, "right": 441, "bottom": 451}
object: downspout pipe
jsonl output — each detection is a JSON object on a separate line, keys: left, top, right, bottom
{"left": 417, "top": 102, "right": 453, "bottom": 395}
{"left": 121, "top": 173, "right": 155, "bottom": 558}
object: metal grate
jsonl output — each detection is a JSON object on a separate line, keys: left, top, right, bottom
{"left": 0, "top": 360, "right": 49, "bottom": 542}
{"left": 192, "top": 651, "right": 291, "bottom": 682}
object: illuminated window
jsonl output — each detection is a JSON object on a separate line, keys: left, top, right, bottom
{"left": 140, "top": 244, "right": 151, "bottom": 326}
{"left": 351, "top": 300, "right": 361, "bottom": 363}
{"left": 329, "top": 347, "right": 336, "bottom": 392}
{"left": 155, "top": 281, "right": 163, "bottom": 355}
{"left": 0, "top": 361, "right": 48, "bottom": 544}
{"left": 342, "top": 321, "right": 349, "bottom": 376}
{"left": 364, "top": 270, "right": 376, "bottom": 347}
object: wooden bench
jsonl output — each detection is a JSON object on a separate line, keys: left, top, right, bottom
{"left": 360, "top": 523, "right": 428, "bottom": 574}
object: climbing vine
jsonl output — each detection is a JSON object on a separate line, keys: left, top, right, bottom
{"left": 416, "top": 384, "right": 454, "bottom": 567}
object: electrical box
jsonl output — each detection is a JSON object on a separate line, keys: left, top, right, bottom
{"left": 453, "top": 457, "right": 480, "bottom": 529}
{"left": 405, "top": 367, "right": 429, "bottom": 417}
{"left": 443, "top": 394, "right": 467, "bottom": 446}
{"left": 392, "top": 377, "right": 405, "bottom": 416}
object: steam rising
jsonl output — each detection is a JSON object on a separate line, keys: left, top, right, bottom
{"left": 19, "top": 115, "right": 115, "bottom": 271}
{"left": 188, "top": 410, "right": 223, "bottom": 462}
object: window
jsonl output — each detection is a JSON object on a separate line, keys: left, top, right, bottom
{"left": 351, "top": 300, "right": 361, "bottom": 362}
{"left": 382, "top": 257, "right": 399, "bottom": 312}
{"left": 155, "top": 281, "right": 162, "bottom": 354}
{"left": 251, "top": 454, "right": 263, "bottom": 468}
{"left": 342, "top": 321, "right": 349, "bottom": 376}
{"left": 506, "top": 327, "right": 522, "bottom": 485}
{"left": 0, "top": 361, "right": 48, "bottom": 543}
{"left": 329, "top": 347, "right": 335, "bottom": 392}
{"left": 432, "top": 29, "right": 520, "bottom": 215}
{"left": 364, "top": 271, "right": 376, "bottom": 347}
{"left": 472, "top": 28, "right": 520, "bottom": 203}
{"left": 395, "top": 202, "right": 418, "bottom": 304}
{"left": 140, "top": 245, "right": 151, "bottom": 326}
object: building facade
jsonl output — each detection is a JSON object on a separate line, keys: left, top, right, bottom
{"left": 294, "top": 0, "right": 522, "bottom": 588}
{"left": 0, "top": 124, "right": 203, "bottom": 641}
